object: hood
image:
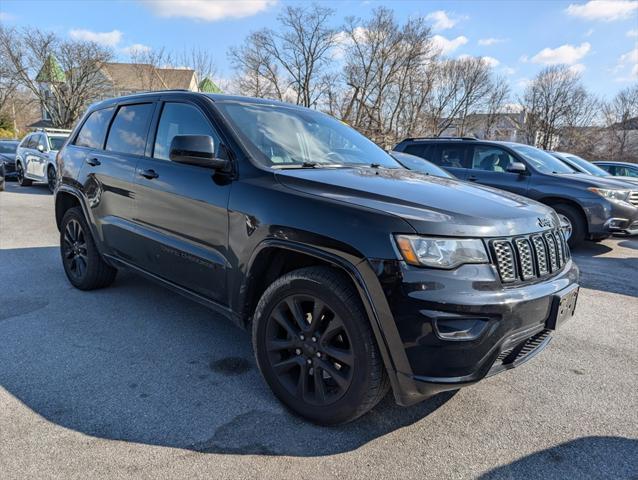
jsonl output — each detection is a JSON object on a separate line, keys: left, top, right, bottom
{"left": 560, "top": 172, "right": 638, "bottom": 189}
{"left": 276, "top": 167, "right": 559, "bottom": 237}
{"left": 607, "top": 176, "right": 638, "bottom": 187}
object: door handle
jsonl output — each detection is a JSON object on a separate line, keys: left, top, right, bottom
{"left": 140, "top": 169, "right": 159, "bottom": 180}
{"left": 86, "top": 157, "right": 101, "bottom": 167}
{"left": 467, "top": 176, "right": 478, "bottom": 181}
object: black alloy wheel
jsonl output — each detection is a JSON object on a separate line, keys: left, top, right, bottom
{"left": 265, "top": 293, "right": 355, "bottom": 406}
{"left": 16, "top": 162, "right": 32, "bottom": 186}
{"left": 62, "top": 218, "right": 89, "bottom": 281}
{"left": 47, "top": 166, "right": 56, "bottom": 193}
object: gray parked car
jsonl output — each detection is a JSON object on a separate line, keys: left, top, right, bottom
{"left": 593, "top": 161, "right": 638, "bottom": 186}
{"left": 16, "top": 129, "right": 70, "bottom": 192}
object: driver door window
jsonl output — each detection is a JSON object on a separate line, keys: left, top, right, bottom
{"left": 471, "top": 146, "right": 517, "bottom": 174}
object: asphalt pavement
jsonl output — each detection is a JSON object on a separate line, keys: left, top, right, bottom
{"left": 0, "top": 181, "right": 636, "bottom": 479}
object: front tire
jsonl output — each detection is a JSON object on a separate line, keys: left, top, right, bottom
{"left": 60, "top": 207, "right": 117, "bottom": 290}
{"left": 552, "top": 203, "right": 585, "bottom": 249}
{"left": 16, "top": 162, "right": 32, "bottom": 186}
{"left": 47, "top": 165, "right": 56, "bottom": 193}
{"left": 252, "top": 266, "right": 389, "bottom": 425}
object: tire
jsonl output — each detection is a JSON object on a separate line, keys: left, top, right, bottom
{"left": 16, "top": 162, "right": 32, "bottom": 186}
{"left": 60, "top": 207, "right": 117, "bottom": 290}
{"left": 552, "top": 203, "right": 586, "bottom": 249}
{"left": 47, "top": 165, "right": 56, "bottom": 193}
{"left": 252, "top": 266, "right": 389, "bottom": 425}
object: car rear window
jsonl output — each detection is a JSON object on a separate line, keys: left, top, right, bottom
{"left": 105, "top": 104, "right": 154, "bottom": 156}
{"left": 75, "top": 107, "right": 114, "bottom": 149}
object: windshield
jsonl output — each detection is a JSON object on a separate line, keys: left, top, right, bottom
{"left": 510, "top": 144, "right": 575, "bottom": 174}
{"left": 563, "top": 154, "right": 609, "bottom": 176}
{"left": 216, "top": 102, "right": 401, "bottom": 169}
{"left": 390, "top": 151, "right": 453, "bottom": 178}
{"left": 48, "top": 136, "right": 67, "bottom": 150}
{"left": 0, "top": 142, "right": 18, "bottom": 154}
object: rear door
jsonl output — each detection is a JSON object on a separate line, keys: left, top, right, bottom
{"left": 466, "top": 144, "right": 530, "bottom": 196}
{"left": 431, "top": 143, "right": 471, "bottom": 179}
{"left": 76, "top": 101, "right": 156, "bottom": 261}
{"left": 132, "top": 99, "right": 232, "bottom": 304}
{"left": 24, "top": 134, "right": 42, "bottom": 178}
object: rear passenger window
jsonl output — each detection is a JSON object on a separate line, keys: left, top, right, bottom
{"left": 105, "top": 104, "right": 154, "bottom": 156}
{"left": 438, "top": 145, "right": 469, "bottom": 168}
{"left": 75, "top": 107, "right": 114, "bottom": 149}
{"left": 153, "top": 102, "right": 220, "bottom": 161}
{"left": 403, "top": 144, "right": 432, "bottom": 160}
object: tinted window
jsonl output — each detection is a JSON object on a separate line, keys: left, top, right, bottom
{"left": 20, "top": 135, "right": 33, "bottom": 149}
{"left": 563, "top": 154, "right": 609, "bottom": 176}
{"left": 403, "top": 144, "right": 433, "bottom": 160}
{"left": 153, "top": 103, "right": 220, "bottom": 160}
{"left": 48, "top": 136, "right": 68, "bottom": 150}
{"left": 390, "top": 151, "right": 453, "bottom": 178}
{"left": 0, "top": 142, "right": 18, "bottom": 154}
{"left": 76, "top": 107, "right": 114, "bottom": 149}
{"left": 437, "top": 145, "right": 469, "bottom": 168}
{"left": 616, "top": 165, "right": 638, "bottom": 177}
{"left": 105, "top": 104, "right": 154, "bottom": 156}
{"left": 471, "top": 146, "right": 517, "bottom": 173}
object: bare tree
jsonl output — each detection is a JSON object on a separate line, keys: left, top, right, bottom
{"left": 482, "top": 75, "right": 511, "bottom": 139}
{"left": 129, "top": 47, "right": 175, "bottom": 91}
{"left": 177, "top": 47, "right": 218, "bottom": 86}
{"left": 519, "top": 65, "right": 596, "bottom": 150}
{"left": 339, "top": 8, "right": 437, "bottom": 146}
{"left": 602, "top": 84, "right": 638, "bottom": 161}
{"left": 229, "top": 4, "right": 336, "bottom": 107}
{"left": 0, "top": 27, "right": 112, "bottom": 128}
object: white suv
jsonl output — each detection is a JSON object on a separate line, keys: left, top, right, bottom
{"left": 16, "top": 128, "right": 70, "bottom": 192}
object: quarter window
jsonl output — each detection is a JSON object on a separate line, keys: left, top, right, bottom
{"left": 153, "top": 102, "right": 220, "bottom": 161}
{"left": 471, "top": 146, "right": 517, "bottom": 173}
{"left": 105, "top": 103, "right": 154, "bottom": 156}
{"left": 437, "top": 145, "right": 469, "bottom": 168}
{"left": 75, "top": 107, "right": 114, "bottom": 149}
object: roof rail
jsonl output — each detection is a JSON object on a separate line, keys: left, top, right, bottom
{"left": 33, "top": 127, "right": 72, "bottom": 134}
{"left": 404, "top": 136, "right": 478, "bottom": 142}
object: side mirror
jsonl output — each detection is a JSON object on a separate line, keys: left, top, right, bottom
{"left": 169, "top": 135, "right": 229, "bottom": 171}
{"left": 37, "top": 144, "right": 45, "bottom": 153}
{"left": 506, "top": 162, "right": 527, "bottom": 174}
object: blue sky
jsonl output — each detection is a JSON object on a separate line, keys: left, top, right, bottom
{"left": 1, "top": 0, "right": 637, "bottom": 98}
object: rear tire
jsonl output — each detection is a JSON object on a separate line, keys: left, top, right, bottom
{"left": 60, "top": 207, "right": 117, "bottom": 290}
{"left": 16, "top": 162, "right": 32, "bottom": 186}
{"left": 252, "top": 266, "right": 389, "bottom": 425}
{"left": 552, "top": 203, "right": 585, "bottom": 249}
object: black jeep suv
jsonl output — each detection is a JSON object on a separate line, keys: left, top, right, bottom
{"left": 394, "top": 137, "right": 638, "bottom": 247}
{"left": 55, "top": 92, "right": 579, "bottom": 424}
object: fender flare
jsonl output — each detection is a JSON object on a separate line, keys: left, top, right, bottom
{"left": 245, "top": 238, "right": 415, "bottom": 404}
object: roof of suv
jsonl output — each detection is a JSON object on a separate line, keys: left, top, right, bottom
{"left": 593, "top": 161, "right": 637, "bottom": 166}
{"left": 397, "top": 137, "right": 525, "bottom": 149}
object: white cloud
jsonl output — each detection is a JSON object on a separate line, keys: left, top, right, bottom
{"left": 426, "top": 10, "right": 460, "bottom": 30}
{"left": 332, "top": 27, "right": 367, "bottom": 59}
{"left": 614, "top": 46, "right": 638, "bottom": 80}
{"left": 627, "top": 28, "right": 638, "bottom": 37}
{"left": 478, "top": 37, "right": 505, "bottom": 46}
{"left": 432, "top": 35, "right": 468, "bottom": 55}
{"left": 69, "top": 29, "right": 122, "bottom": 47}
{"left": 121, "top": 43, "right": 151, "bottom": 56}
{"left": 569, "top": 63, "right": 586, "bottom": 74}
{"left": 502, "top": 66, "right": 516, "bottom": 75}
{"left": 530, "top": 42, "right": 591, "bottom": 65}
{"left": 584, "top": 28, "right": 595, "bottom": 36}
{"left": 142, "top": 0, "right": 277, "bottom": 21}
{"left": 566, "top": 0, "right": 638, "bottom": 21}
{"left": 0, "top": 12, "right": 15, "bottom": 21}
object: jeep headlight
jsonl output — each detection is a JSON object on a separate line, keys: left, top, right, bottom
{"left": 588, "top": 187, "right": 630, "bottom": 202}
{"left": 394, "top": 235, "right": 489, "bottom": 268}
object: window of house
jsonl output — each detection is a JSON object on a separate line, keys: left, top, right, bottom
{"left": 105, "top": 103, "right": 154, "bottom": 156}
{"left": 153, "top": 102, "right": 220, "bottom": 161}
{"left": 75, "top": 107, "right": 115, "bottom": 149}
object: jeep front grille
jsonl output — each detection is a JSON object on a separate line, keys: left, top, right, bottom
{"left": 490, "top": 229, "right": 569, "bottom": 284}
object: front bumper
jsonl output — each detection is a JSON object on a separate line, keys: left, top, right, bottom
{"left": 581, "top": 197, "right": 638, "bottom": 237}
{"left": 370, "top": 258, "right": 579, "bottom": 406}
{"left": 1, "top": 163, "right": 16, "bottom": 179}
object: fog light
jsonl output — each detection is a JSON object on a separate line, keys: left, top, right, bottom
{"left": 434, "top": 317, "right": 489, "bottom": 341}
{"left": 606, "top": 218, "right": 627, "bottom": 230}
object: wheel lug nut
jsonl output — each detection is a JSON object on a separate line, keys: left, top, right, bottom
{"left": 295, "top": 348, "right": 301, "bottom": 355}
{"left": 311, "top": 337, "right": 317, "bottom": 342}
{"left": 306, "top": 358, "right": 312, "bottom": 365}
{"left": 316, "top": 352, "right": 321, "bottom": 358}
{"left": 299, "top": 334, "right": 305, "bottom": 341}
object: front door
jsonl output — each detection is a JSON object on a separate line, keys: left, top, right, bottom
{"left": 466, "top": 145, "right": 530, "bottom": 196}
{"left": 132, "top": 101, "right": 231, "bottom": 304}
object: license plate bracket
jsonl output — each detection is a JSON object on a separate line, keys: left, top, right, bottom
{"left": 546, "top": 285, "right": 579, "bottom": 330}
